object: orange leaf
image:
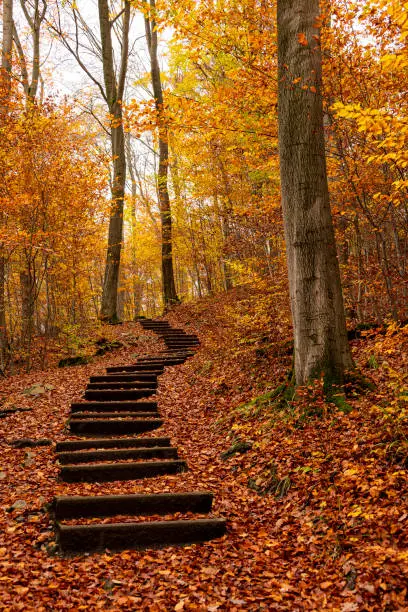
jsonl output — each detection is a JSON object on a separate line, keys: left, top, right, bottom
{"left": 297, "top": 32, "right": 308, "bottom": 46}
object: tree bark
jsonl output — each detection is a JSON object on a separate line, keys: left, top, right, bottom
{"left": 17, "top": 0, "right": 47, "bottom": 103}
{"left": 2, "top": 1, "right": 13, "bottom": 76}
{"left": 98, "top": 0, "right": 130, "bottom": 322}
{"left": 19, "top": 267, "right": 35, "bottom": 368}
{"left": 125, "top": 135, "right": 144, "bottom": 319}
{"left": 277, "top": 0, "right": 353, "bottom": 387}
{"left": 0, "top": 0, "right": 13, "bottom": 370}
{"left": 144, "top": 0, "right": 179, "bottom": 310}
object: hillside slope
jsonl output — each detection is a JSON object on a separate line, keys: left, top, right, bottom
{"left": 0, "top": 288, "right": 407, "bottom": 610}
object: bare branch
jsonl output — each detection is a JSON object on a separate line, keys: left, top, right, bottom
{"left": 117, "top": 1, "right": 130, "bottom": 100}
{"left": 110, "top": 7, "right": 125, "bottom": 26}
{"left": 19, "top": 0, "right": 34, "bottom": 29}
{"left": 76, "top": 100, "right": 110, "bottom": 136}
{"left": 12, "top": 21, "right": 29, "bottom": 96}
{"left": 46, "top": 8, "right": 108, "bottom": 104}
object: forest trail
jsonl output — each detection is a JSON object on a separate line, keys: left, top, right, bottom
{"left": 53, "top": 318, "right": 226, "bottom": 553}
{"left": 0, "top": 297, "right": 407, "bottom": 610}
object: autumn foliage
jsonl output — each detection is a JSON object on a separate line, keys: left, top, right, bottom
{"left": 126, "top": 0, "right": 407, "bottom": 322}
{"left": 0, "top": 0, "right": 406, "bottom": 368}
{"left": 0, "top": 294, "right": 407, "bottom": 608}
{"left": 0, "top": 0, "right": 408, "bottom": 608}
{"left": 0, "top": 88, "right": 109, "bottom": 370}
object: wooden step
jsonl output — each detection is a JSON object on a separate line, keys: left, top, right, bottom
{"left": 56, "top": 437, "right": 171, "bottom": 452}
{"left": 163, "top": 342, "right": 197, "bottom": 346}
{"left": 165, "top": 340, "right": 199, "bottom": 344}
{"left": 53, "top": 491, "right": 214, "bottom": 520}
{"left": 162, "top": 339, "right": 193, "bottom": 343}
{"left": 161, "top": 334, "right": 198, "bottom": 339}
{"left": 140, "top": 322, "right": 171, "bottom": 327}
{"left": 141, "top": 326, "right": 173, "bottom": 332}
{"left": 162, "top": 338, "right": 199, "bottom": 342}
{"left": 57, "top": 446, "right": 178, "bottom": 465}
{"left": 137, "top": 357, "right": 186, "bottom": 364}
{"left": 165, "top": 338, "right": 199, "bottom": 343}
{"left": 161, "top": 350, "right": 195, "bottom": 355}
{"left": 106, "top": 365, "right": 163, "bottom": 372}
{"left": 84, "top": 389, "right": 156, "bottom": 401}
{"left": 60, "top": 459, "right": 187, "bottom": 482}
{"left": 156, "top": 354, "right": 192, "bottom": 360}
{"left": 70, "top": 401, "right": 158, "bottom": 413}
{"left": 157, "top": 329, "right": 190, "bottom": 333}
{"left": 86, "top": 381, "right": 158, "bottom": 390}
{"left": 137, "top": 355, "right": 184, "bottom": 360}
{"left": 90, "top": 374, "right": 158, "bottom": 383}
{"left": 69, "top": 418, "right": 163, "bottom": 435}
{"left": 157, "top": 332, "right": 193, "bottom": 336}
{"left": 70, "top": 411, "right": 159, "bottom": 420}
{"left": 57, "top": 518, "right": 226, "bottom": 553}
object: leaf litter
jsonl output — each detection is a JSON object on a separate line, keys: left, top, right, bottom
{"left": 0, "top": 293, "right": 407, "bottom": 610}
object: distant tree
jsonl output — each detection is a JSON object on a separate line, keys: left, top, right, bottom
{"left": 12, "top": 0, "right": 47, "bottom": 353}
{"left": 144, "top": 0, "right": 180, "bottom": 309}
{"left": 13, "top": 0, "right": 47, "bottom": 103}
{"left": 51, "top": 0, "right": 131, "bottom": 323}
{"left": 0, "top": 0, "right": 13, "bottom": 369}
{"left": 277, "top": 0, "right": 353, "bottom": 386}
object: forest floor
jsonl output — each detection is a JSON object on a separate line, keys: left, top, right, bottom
{"left": 0, "top": 287, "right": 407, "bottom": 611}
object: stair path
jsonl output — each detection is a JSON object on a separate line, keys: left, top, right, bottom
{"left": 52, "top": 318, "right": 226, "bottom": 553}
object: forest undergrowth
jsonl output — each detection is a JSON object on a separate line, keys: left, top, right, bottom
{"left": 0, "top": 287, "right": 407, "bottom": 611}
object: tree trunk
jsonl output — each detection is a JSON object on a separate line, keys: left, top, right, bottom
{"left": 17, "top": 0, "right": 47, "bottom": 103}
{"left": 0, "top": 0, "right": 13, "bottom": 370}
{"left": 144, "top": 0, "right": 179, "bottom": 310}
{"left": 20, "top": 267, "right": 35, "bottom": 370}
{"left": 126, "top": 135, "right": 144, "bottom": 319}
{"left": 2, "top": 0, "right": 13, "bottom": 75}
{"left": 100, "top": 100, "right": 126, "bottom": 322}
{"left": 98, "top": 0, "right": 130, "bottom": 322}
{"left": 277, "top": 0, "right": 353, "bottom": 387}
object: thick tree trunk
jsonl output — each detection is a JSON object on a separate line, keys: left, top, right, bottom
{"left": 277, "top": 0, "right": 353, "bottom": 386}
{"left": 144, "top": 0, "right": 179, "bottom": 309}
{"left": 0, "top": 0, "right": 13, "bottom": 370}
{"left": 98, "top": 0, "right": 130, "bottom": 322}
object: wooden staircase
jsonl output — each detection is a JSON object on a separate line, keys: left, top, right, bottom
{"left": 52, "top": 319, "right": 226, "bottom": 553}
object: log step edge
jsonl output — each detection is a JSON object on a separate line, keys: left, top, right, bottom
{"left": 57, "top": 519, "right": 227, "bottom": 553}
{"left": 70, "top": 401, "right": 158, "bottom": 413}
{"left": 55, "top": 437, "right": 171, "bottom": 452}
{"left": 56, "top": 446, "right": 178, "bottom": 465}
{"left": 53, "top": 491, "right": 214, "bottom": 519}
{"left": 59, "top": 459, "right": 188, "bottom": 482}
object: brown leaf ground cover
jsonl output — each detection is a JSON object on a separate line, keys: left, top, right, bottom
{"left": 0, "top": 288, "right": 407, "bottom": 611}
